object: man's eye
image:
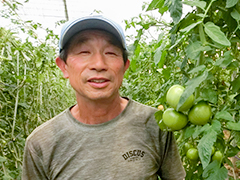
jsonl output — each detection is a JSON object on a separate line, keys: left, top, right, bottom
{"left": 106, "top": 52, "right": 117, "bottom": 55}
{"left": 80, "top": 51, "right": 90, "bottom": 54}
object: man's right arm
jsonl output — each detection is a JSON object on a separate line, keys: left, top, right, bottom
{"left": 22, "top": 139, "right": 48, "bottom": 180}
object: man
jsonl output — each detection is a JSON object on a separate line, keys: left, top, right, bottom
{"left": 22, "top": 15, "right": 186, "bottom": 180}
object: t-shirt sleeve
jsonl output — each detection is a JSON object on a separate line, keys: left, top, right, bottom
{"left": 158, "top": 130, "right": 186, "bottom": 180}
{"left": 21, "top": 138, "right": 48, "bottom": 180}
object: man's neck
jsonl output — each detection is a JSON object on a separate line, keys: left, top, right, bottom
{"left": 70, "top": 96, "right": 128, "bottom": 125}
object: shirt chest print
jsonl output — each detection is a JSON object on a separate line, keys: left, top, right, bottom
{"left": 122, "top": 149, "right": 145, "bottom": 162}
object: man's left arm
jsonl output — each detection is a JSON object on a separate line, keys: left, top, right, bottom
{"left": 158, "top": 130, "right": 186, "bottom": 180}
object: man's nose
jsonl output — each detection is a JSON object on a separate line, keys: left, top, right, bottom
{"left": 89, "top": 53, "right": 108, "bottom": 71}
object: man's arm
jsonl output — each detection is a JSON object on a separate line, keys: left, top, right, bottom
{"left": 22, "top": 139, "right": 48, "bottom": 180}
{"left": 158, "top": 131, "right": 186, "bottom": 180}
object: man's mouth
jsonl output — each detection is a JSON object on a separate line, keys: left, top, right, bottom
{"left": 89, "top": 79, "right": 107, "bottom": 83}
{"left": 87, "top": 78, "right": 110, "bottom": 88}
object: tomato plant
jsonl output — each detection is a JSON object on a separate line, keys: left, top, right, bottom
{"left": 188, "top": 101, "right": 212, "bottom": 125}
{"left": 162, "top": 108, "right": 188, "bottom": 130}
{"left": 124, "top": 0, "right": 240, "bottom": 179}
{"left": 166, "top": 84, "right": 194, "bottom": 112}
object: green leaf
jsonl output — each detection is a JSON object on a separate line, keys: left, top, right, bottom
{"left": 198, "top": 128, "right": 217, "bottom": 169}
{"left": 154, "top": 43, "right": 166, "bottom": 66}
{"left": 204, "top": 22, "right": 231, "bottom": 47}
{"left": 231, "top": 131, "right": 240, "bottom": 146}
{"left": 147, "top": 0, "right": 168, "bottom": 14}
{"left": 211, "top": 120, "right": 222, "bottom": 134}
{"left": 168, "top": 0, "right": 183, "bottom": 23}
{"left": 231, "top": 8, "right": 240, "bottom": 21}
{"left": 226, "top": 122, "right": 240, "bottom": 131}
{"left": 215, "top": 111, "right": 234, "bottom": 122}
{"left": 192, "top": 124, "right": 211, "bottom": 139}
{"left": 177, "top": 70, "right": 208, "bottom": 110}
{"left": 180, "top": 21, "right": 202, "bottom": 33}
{"left": 201, "top": 88, "right": 218, "bottom": 104}
{"left": 130, "top": 58, "right": 137, "bottom": 72}
{"left": 183, "top": 0, "right": 206, "bottom": 11}
{"left": 203, "top": 161, "right": 228, "bottom": 180}
{"left": 155, "top": 110, "right": 163, "bottom": 122}
{"left": 184, "top": 125, "right": 195, "bottom": 139}
{"left": 186, "top": 41, "right": 211, "bottom": 60}
{"left": 0, "top": 156, "right": 7, "bottom": 163}
{"left": 214, "top": 51, "right": 233, "bottom": 67}
{"left": 147, "top": 0, "right": 164, "bottom": 11}
{"left": 227, "top": 146, "right": 240, "bottom": 157}
{"left": 186, "top": 41, "right": 202, "bottom": 60}
{"left": 232, "top": 75, "right": 240, "bottom": 93}
{"left": 188, "top": 65, "right": 206, "bottom": 74}
{"left": 226, "top": 0, "right": 239, "bottom": 8}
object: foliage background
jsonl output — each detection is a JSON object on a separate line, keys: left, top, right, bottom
{"left": 1, "top": 0, "right": 240, "bottom": 179}
{"left": 0, "top": 1, "right": 75, "bottom": 179}
{"left": 122, "top": 0, "right": 240, "bottom": 179}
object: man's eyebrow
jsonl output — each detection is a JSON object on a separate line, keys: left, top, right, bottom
{"left": 74, "top": 36, "right": 90, "bottom": 45}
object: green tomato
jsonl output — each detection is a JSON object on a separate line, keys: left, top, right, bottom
{"left": 162, "top": 108, "right": 188, "bottom": 131}
{"left": 212, "top": 150, "right": 223, "bottom": 163}
{"left": 184, "top": 142, "right": 193, "bottom": 152}
{"left": 211, "top": 146, "right": 215, "bottom": 155}
{"left": 186, "top": 148, "right": 199, "bottom": 161}
{"left": 166, "top": 85, "right": 194, "bottom": 112}
{"left": 188, "top": 101, "right": 211, "bottom": 125}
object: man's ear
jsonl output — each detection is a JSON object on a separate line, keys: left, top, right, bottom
{"left": 124, "top": 59, "right": 130, "bottom": 72}
{"left": 55, "top": 57, "right": 69, "bottom": 78}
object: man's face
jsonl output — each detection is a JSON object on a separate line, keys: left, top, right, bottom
{"left": 56, "top": 30, "right": 129, "bottom": 102}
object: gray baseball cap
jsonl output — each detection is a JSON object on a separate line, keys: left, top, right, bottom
{"left": 59, "top": 15, "right": 127, "bottom": 52}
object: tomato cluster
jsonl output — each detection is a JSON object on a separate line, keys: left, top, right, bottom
{"left": 184, "top": 143, "right": 223, "bottom": 163}
{"left": 161, "top": 85, "right": 212, "bottom": 131}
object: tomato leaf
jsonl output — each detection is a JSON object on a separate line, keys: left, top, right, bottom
{"left": 214, "top": 51, "right": 233, "bottom": 68}
{"left": 232, "top": 75, "right": 240, "bottom": 93}
{"left": 177, "top": 71, "right": 208, "bottom": 111}
{"left": 147, "top": 0, "right": 163, "bottom": 10}
{"left": 154, "top": 43, "right": 166, "bottom": 66}
{"left": 155, "top": 110, "right": 163, "bottom": 122}
{"left": 180, "top": 21, "right": 202, "bottom": 33}
{"left": 231, "top": 8, "right": 240, "bottom": 21}
{"left": 204, "top": 22, "right": 231, "bottom": 47}
{"left": 211, "top": 120, "right": 222, "bottom": 134}
{"left": 0, "top": 156, "right": 7, "bottom": 163}
{"left": 192, "top": 124, "right": 211, "bottom": 139}
{"left": 183, "top": 0, "right": 206, "bottom": 11}
{"left": 214, "top": 111, "right": 234, "bottom": 122}
{"left": 186, "top": 41, "right": 211, "bottom": 60}
{"left": 203, "top": 161, "right": 228, "bottom": 180}
{"left": 198, "top": 129, "right": 217, "bottom": 169}
{"left": 231, "top": 131, "right": 240, "bottom": 146}
{"left": 168, "top": 0, "right": 182, "bottom": 23}
{"left": 226, "top": 0, "right": 239, "bottom": 8}
{"left": 226, "top": 122, "right": 240, "bottom": 131}
{"left": 130, "top": 58, "right": 137, "bottom": 72}
{"left": 184, "top": 125, "right": 195, "bottom": 139}
{"left": 188, "top": 65, "right": 206, "bottom": 74}
{"left": 201, "top": 88, "right": 218, "bottom": 104}
{"left": 147, "top": 0, "right": 168, "bottom": 14}
{"left": 227, "top": 146, "right": 240, "bottom": 157}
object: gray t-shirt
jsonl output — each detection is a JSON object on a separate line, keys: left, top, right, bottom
{"left": 22, "top": 99, "right": 185, "bottom": 180}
